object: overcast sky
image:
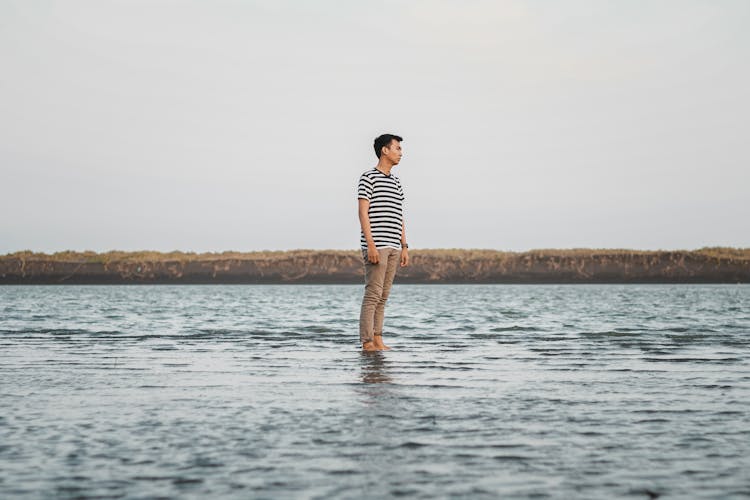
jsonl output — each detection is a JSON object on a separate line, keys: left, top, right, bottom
{"left": 1, "top": 0, "right": 748, "bottom": 254}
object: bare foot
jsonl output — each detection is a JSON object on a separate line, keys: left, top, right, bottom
{"left": 362, "top": 341, "right": 379, "bottom": 351}
{"left": 373, "top": 336, "right": 391, "bottom": 350}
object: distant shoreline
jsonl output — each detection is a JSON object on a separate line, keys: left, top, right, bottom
{"left": 1, "top": 248, "right": 748, "bottom": 284}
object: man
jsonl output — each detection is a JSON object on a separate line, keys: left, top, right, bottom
{"left": 357, "top": 133, "right": 409, "bottom": 352}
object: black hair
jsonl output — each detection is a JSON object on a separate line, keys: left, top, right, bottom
{"left": 373, "top": 133, "right": 403, "bottom": 159}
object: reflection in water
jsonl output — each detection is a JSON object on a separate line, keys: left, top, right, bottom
{"left": 359, "top": 350, "right": 393, "bottom": 384}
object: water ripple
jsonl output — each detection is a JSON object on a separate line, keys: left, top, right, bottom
{"left": 1, "top": 284, "right": 749, "bottom": 498}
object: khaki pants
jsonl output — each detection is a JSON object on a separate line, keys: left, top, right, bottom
{"left": 359, "top": 247, "right": 400, "bottom": 343}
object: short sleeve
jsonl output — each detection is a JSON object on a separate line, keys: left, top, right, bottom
{"left": 398, "top": 180, "right": 405, "bottom": 201}
{"left": 357, "top": 174, "right": 373, "bottom": 200}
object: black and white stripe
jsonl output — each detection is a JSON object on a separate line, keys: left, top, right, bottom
{"left": 357, "top": 168, "right": 405, "bottom": 250}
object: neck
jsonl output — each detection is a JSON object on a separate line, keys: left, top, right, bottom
{"left": 376, "top": 159, "right": 394, "bottom": 175}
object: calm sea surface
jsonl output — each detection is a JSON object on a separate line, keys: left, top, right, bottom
{"left": 1, "top": 284, "right": 749, "bottom": 499}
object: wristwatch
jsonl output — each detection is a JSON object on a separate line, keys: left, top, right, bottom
{"left": 402, "top": 243, "right": 409, "bottom": 249}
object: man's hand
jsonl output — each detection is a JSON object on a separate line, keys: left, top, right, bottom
{"left": 400, "top": 248, "right": 409, "bottom": 267}
{"left": 367, "top": 243, "right": 380, "bottom": 264}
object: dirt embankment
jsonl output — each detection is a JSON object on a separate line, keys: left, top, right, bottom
{"left": 1, "top": 248, "right": 748, "bottom": 284}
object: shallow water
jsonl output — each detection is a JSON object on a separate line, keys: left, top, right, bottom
{"left": 1, "top": 284, "right": 749, "bottom": 499}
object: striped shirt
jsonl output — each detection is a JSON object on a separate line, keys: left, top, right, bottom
{"left": 357, "top": 168, "right": 406, "bottom": 250}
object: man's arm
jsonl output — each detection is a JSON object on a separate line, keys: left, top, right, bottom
{"left": 358, "top": 198, "right": 379, "bottom": 264}
{"left": 400, "top": 219, "right": 409, "bottom": 267}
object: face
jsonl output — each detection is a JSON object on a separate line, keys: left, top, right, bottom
{"left": 381, "top": 140, "right": 403, "bottom": 165}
